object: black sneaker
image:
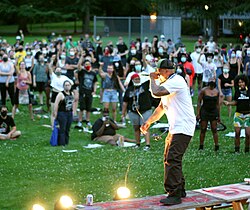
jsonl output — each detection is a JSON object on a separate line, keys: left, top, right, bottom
{"left": 160, "top": 195, "right": 181, "bottom": 205}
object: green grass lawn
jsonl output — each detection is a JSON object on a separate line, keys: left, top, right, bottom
{"left": 0, "top": 83, "right": 249, "bottom": 210}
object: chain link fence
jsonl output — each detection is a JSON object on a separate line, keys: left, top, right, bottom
{"left": 93, "top": 16, "right": 181, "bottom": 43}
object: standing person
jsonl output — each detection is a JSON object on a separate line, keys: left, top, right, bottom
{"left": 196, "top": 79, "right": 220, "bottom": 151}
{"left": 49, "top": 56, "right": 73, "bottom": 127}
{"left": 140, "top": 59, "right": 196, "bottom": 205}
{"left": 122, "top": 73, "right": 152, "bottom": 151}
{"left": 53, "top": 81, "right": 75, "bottom": 146}
{"left": 198, "top": 47, "right": 217, "bottom": 87}
{"left": 217, "top": 64, "right": 234, "bottom": 118}
{"left": 65, "top": 48, "right": 79, "bottom": 117}
{"left": 116, "top": 36, "right": 128, "bottom": 67}
{"left": 0, "top": 54, "right": 15, "bottom": 106}
{"left": 12, "top": 62, "right": 34, "bottom": 120}
{"left": 33, "top": 54, "right": 50, "bottom": 110}
{"left": 0, "top": 105, "right": 21, "bottom": 140}
{"left": 224, "top": 75, "right": 250, "bottom": 153}
{"left": 76, "top": 56, "right": 98, "bottom": 128}
{"left": 98, "top": 63, "right": 124, "bottom": 122}
{"left": 190, "top": 46, "right": 205, "bottom": 94}
{"left": 229, "top": 50, "right": 241, "bottom": 80}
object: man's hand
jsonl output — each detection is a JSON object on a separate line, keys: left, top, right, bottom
{"left": 150, "top": 72, "right": 159, "bottom": 80}
{"left": 140, "top": 122, "right": 151, "bottom": 135}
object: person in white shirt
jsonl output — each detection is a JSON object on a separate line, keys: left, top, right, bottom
{"left": 190, "top": 46, "right": 206, "bottom": 93}
{"left": 198, "top": 47, "right": 217, "bottom": 87}
{"left": 140, "top": 59, "right": 196, "bottom": 206}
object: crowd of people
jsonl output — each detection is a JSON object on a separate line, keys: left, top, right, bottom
{"left": 0, "top": 31, "right": 249, "bottom": 153}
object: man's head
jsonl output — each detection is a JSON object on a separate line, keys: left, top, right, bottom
{"left": 157, "top": 59, "right": 175, "bottom": 79}
{"left": 0, "top": 105, "right": 8, "bottom": 118}
{"left": 131, "top": 73, "right": 141, "bottom": 86}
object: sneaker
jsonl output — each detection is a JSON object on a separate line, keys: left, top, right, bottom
{"left": 132, "top": 144, "right": 140, "bottom": 149}
{"left": 160, "top": 195, "right": 181, "bottom": 205}
{"left": 143, "top": 145, "right": 151, "bottom": 151}
{"left": 86, "top": 121, "right": 92, "bottom": 128}
{"left": 77, "top": 122, "right": 83, "bottom": 127}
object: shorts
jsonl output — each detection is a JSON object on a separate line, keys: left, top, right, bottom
{"left": 194, "top": 73, "right": 203, "bottom": 81}
{"left": 128, "top": 109, "right": 152, "bottom": 126}
{"left": 233, "top": 112, "right": 250, "bottom": 128}
{"left": 221, "top": 88, "right": 232, "bottom": 97}
{"left": 51, "top": 91, "right": 59, "bottom": 103}
{"left": 36, "top": 82, "right": 46, "bottom": 92}
{"left": 102, "top": 89, "right": 118, "bottom": 103}
{"left": 14, "top": 88, "right": 32, "bottom": 105}
{"left": 79, "top": 93, "right": 93, "bottom": 111}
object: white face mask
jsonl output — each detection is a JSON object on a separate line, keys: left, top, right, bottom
{"left": 231, "top": 53, "right": 236, "bottom": 58}
{"left": 181, "top": 57, "right": 186, "bottom": 63}
{"left": 131, "top": 49, "right": 136, "bottom": 55}
{"left": 135, "top": 65, "right": 142, "bottom": 72}
{"left": 69, "top": 51, "right": 75, "bottom": 56}
{"left": 176, "top": 68, "right": 182, "bottom": 74}
{"left": 196, "top": 48, "right": 201, "bottom": 53}
{"left": 114, "top": 62, "right": 119, "bottom": 67}
{"left": 223, "top": 68, "right": 229, "bottom": 73}
{"left": 133, "top": 81, "right": 141, "bottom": 86}
{"left": 158, "top": 48, "right": 164, "bottom": 54}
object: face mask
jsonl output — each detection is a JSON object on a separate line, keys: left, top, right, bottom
{"left": 247, "top": 51, "right": 250, "bottom": 55}
{"left": 231, "top": 53, "right": 236, "bottom": 58}
{"left": 107, "top": 69, "right": 113, "bottom": 74}
{"left": 196, "top": 48, "right": 201, "bottom": 53}
{"left": 181, "top": 57, "right": 186, "bottom": 63}
{"left": 114, "top": 62, "right": 119, "bottom": 68}
{"left": 214, "top": 56, "right": 218, "bottom": 60}
{"left": 208, "top": 81, "right": 216, "bottom": 88}
{"left": 42, "top": 50, "right": 47, "bottom": 54}
{"left": 104, "top": 49, "right": 109, "bottom": 56}
{"left": 158, "top": 48, "right": 164, "bottom": 54}
{"left": 176, "top": 68, "right": 182, "bottom": 74}
{"left": 135, "top": 65, "right": 141, "bottom": 72}
{"left": 131, "top": 49, "right": 136, "bottom": 55}
{"left": 69, "top": 51, "right": 75, "bottom": 56}
{"left": 3, "top": 57, "right": 8, "bottom": 62}
{"left": 85, "top": 65, "right": 91, "bottom": 71}
{"left": 1, "top": 111, "right": 7, "bottom": 117}
{"left": 61, "top": 55, "right": 66, "bottom": 60}
{"left": 223, "top": 68, "right": 229, "bottom": 73}
{"left": 27, "top": 52, "right": 31, "bottom": 55}
{"left": 133, "top": 81, "right": 141, "bottom": 86}
{"left": 207, "top": 57, "right": 212, "bottom": 63}
{"left": 55, "top": 71, "right": 61, "bottom": 76}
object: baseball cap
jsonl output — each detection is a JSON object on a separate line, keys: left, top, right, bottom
{"left": 157, "top": 59, "right": 175, "bottom": 69}
{"left": 160, "top": 34, "right": 165, "bottom": 39}
{"left": 131, "top": 73, "right": 140, "bottom": 80}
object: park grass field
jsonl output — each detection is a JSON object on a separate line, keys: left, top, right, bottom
{"left": 0, "top": 80, "right": 249, "bottom": 210}
{"left": 0, "top": 31, "right": 248, "bottom": 209}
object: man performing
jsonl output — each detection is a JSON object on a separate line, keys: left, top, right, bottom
{"left": 140, "top": 59, "right": 196, "bottom": 205}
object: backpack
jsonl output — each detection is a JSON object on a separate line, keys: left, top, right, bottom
{"left": 50, "top": 120, "right": 59, "bottom": 146}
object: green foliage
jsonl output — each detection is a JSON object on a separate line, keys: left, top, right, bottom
{"left": 181, "top": 20, "right": 202, "bottom": 36}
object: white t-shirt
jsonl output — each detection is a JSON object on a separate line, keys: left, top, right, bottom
{"left": 50, "top": 72, "right": 73, "bottom": 91}
{"left": 159, "top": 74, "right": 196, "bottom": 136}
{"left": 200, "top": 61, "right": 217, "bottom": 82}
{"left": 190, "top": 52, "right": 205, "bottom": 74}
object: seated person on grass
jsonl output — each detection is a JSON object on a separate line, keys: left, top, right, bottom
{"left": 91, "top": 109, "right": 135, "bottom": 146}
{"left": 0, "top": 106, "right": 21, "bottom": 140}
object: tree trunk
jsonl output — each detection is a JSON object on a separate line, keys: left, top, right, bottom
{"left": 82, "top": 1, "right": 90, "bottom": 33}
{"left": 17, "top": 18, "right": 29, "bottom": 35}
{"left": 212, "top": 16, "right": 219, "bottom": 42}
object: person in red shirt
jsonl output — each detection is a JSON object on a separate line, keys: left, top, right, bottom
{"left": 180, "top": 53, "right": 195, "bottom": 96}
